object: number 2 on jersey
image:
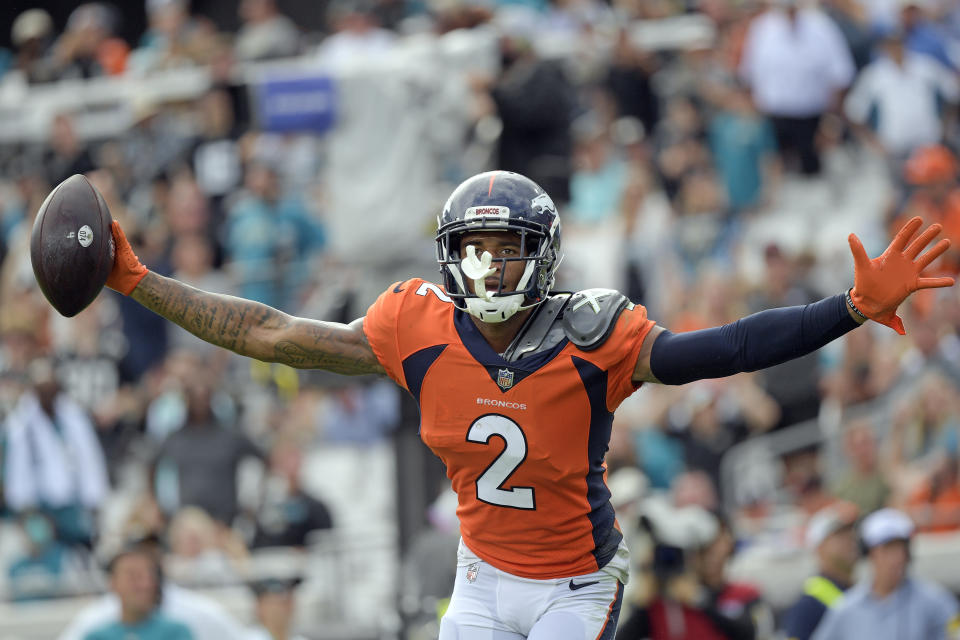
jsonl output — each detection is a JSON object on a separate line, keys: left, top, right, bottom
{"left": 467, "top": 414, "right": 535, "bottom": 510}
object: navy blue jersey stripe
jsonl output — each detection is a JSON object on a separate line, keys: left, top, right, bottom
{"left": 402, "top": 344, "right": 447, "bottom": 403}
{"left": 597, "top": 581, "right": 624, "bottom": 640}
{"left": 571, "top": 356, "right": 619, "bottom": 570}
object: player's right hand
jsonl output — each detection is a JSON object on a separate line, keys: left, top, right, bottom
{"left": 106, "top": 221, "right": 149, "bottom": 295}
{"left": 848, "top": 216, "right": 955, "bottom": 335}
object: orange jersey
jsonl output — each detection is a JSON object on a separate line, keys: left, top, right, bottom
{"left": 363, "top": 278, "right": 655, "bottom": 579}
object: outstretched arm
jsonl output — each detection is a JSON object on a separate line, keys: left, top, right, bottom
{"left": 633, "top": 294, "right": 861, "bottom": 384}
{"left": 633, "top": 217, "right": 954, "bottom": 384}
{"left": 108, "top": 223, "right": 385, "bottom": 375}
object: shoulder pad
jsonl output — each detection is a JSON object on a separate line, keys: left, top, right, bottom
{"left": 505, "top": 294, "right": 570, "bottom": 362}
{"left": 560, "top": 289, "right": 631, "bottom": 351}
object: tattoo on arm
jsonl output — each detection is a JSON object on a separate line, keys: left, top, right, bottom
{"left": 272, "top": 318, "right": 385, "bottom": 375}
{"left": 131, "top": 272, "right": 385, "bottom": 375}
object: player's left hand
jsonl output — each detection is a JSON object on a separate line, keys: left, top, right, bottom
{"left": 848, "top": 216, "right": 955, "bottom": 335}
{"left": 106, "top": 221, "right": 149, "bottom": 295}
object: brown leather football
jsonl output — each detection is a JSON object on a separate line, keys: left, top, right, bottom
{"left": 30, "top": 174, "right": 115, "bottom": 317}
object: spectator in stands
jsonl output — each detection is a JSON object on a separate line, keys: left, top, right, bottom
{"left": 319, "top": 378, "right": 400, "bottom": 443}
{"left": 130, "top": 0, "right": 217, "bottom": 73}
{"left": 652, "top": 95, "right": 708, "bottom": 204}
{"left": 820, "top": 326, "right": 891, "bottom": 406}
{"left": 144, "top": 350, "right": 204, "bottom": 443}
{"left": 899, "top": 0, "right": 956, "bottom": 71}
{"left": 708, "top": 82, "right": 779, "bottom": 214}
{"left": 748, "top": 243, "right": 822, "bottom": 430}
{"left": 904, "top": 452, "right": 960, "bottom": 532}
{"left": 821, "top": 0, "right": 875, "bottom": 71}
{"left": 152, "top": 377, "right": 263, "bottom": 525}
{"left": 58, "top": 537, "right": 247, "bottom": 640}
{"left": 6, "top": 511, "right": 86, "bottom": 601}
{"left": 888, "top": 373, "right": 960, "bottom": 481}
{"left": 251, "top": 435, "right": 333, "bottom": 548}
{"left": 47, "top": 296, "right": 124, "bottom": 414}
{"left": 896, "top": 145, "right": 960, "bottom": 276}
{"left": 164, "top": 173, "right": 213, "bottom": 251}
{"left": 564, "top": 122, "right": 631, "bottom": 291}
{"left": 670, "top": 378, "right": 779, "bottom": 495}
{"left": 672, "top": 169, "right": 732, "bottom": 271}
{"left": 121, "top": 101, "right": 194, "bottom": 190}
{"left": 245, "top": 577, "right": 307, "bottom": 640}
{"left": 739, "top": 0, "right": 855, "bottom": 175}
{"left": 628, "top": 393, "right": 687, "bottom": 491}
{"left": 617, "top": 510, "right": 773, "bottom": 640}
{"left": 831, "top": 420, "right": 891, "bottom": 516}
{"left": 82, "top": 545, "right": 192, "bottom": 640}
{"left": 894, "top": 307, "right": 960, "bottom": 390}
{"left": 401, "top": 487, "right": 460, "bottom": 632}
{"left": 843, "top": 28, "right": 958, "bottom": 165}
{"left": 188, "top": 88, "right": 244, "bottom": 224}
{"left": 811, "top": 508, "right": 960, "bottom": 640}
{"left": 44, "top": 113, "right": 96, "bottom": 188}
{"left": 10, "top": 9, "right": 58, "bottom": 84}
{"left": 782, "top": 501, "right": 860, "bottom": 640}
{"left": 225, "top": 161, "right": 325, "bottom": 311}
{"left": 672, "top": 470, "right": 720, "bottom": 512}
{"left": 235, "top": 0, "right": 301, "bottom": 61}
{"left": 51, "top": 3, "right": 129, "bottom": 81}
{"left": 794, "top": 473, "right": 837, "bottom": 523}
{"left": 0, "top": 172, "right": 48, "bottom": 287}
{"left": 604, "top": 29, "right": 660, "bottom": 136}
{"left": 165, "top": 506, "right": 245, "bottom": 586}
{"left": 3, "top": 358, "right": 109, "bottom": 548}
{"left": 486, "top": 31, "right": 575, "bottom": 202}
{"left": 314, "top": 0, "right": 397, "bottom": 67}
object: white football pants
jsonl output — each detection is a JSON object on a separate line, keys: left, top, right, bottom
{"left": 439, "top": 540, "right": 625, "bottom": 640}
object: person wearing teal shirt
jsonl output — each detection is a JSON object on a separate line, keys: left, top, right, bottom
{"left": 85, "top": 612, "right": 193, "bottom": 640}
{"left": 83, "top": 546, "right": 193, "bottom": 640}
{"left": 709, "top": 83, "right": 778, "bottom": 213}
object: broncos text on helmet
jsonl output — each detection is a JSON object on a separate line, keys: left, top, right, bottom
{"left": 436, "top": 171, "right": 563, "bottom": 323}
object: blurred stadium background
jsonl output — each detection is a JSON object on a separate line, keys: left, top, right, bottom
{"left": 0, "top": 0, "right": 959, "bottom": 638}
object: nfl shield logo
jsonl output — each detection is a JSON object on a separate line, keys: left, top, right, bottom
{"left": 466, "top": 562, "right": 480, "bottom": 583}
{"left": 496, "top": 368, "right": 514, "bottom": 390}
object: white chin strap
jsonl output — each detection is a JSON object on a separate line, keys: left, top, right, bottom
{"left": 456, "top": 245, "right": 533, "bottom": 324}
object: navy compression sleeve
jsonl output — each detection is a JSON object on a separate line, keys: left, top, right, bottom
{"left": 649, "top": 294, "right": 859, "bottom": 386}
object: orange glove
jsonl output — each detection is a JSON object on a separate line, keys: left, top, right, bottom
{"left": 848, "top": 216, "right": 955, "bottom": 335}
{"left": 106, "top": 221, "right": 148, "bottom": 295}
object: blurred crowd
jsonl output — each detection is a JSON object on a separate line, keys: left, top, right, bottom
{"left": 1, "top": 0, "right": 960, "bottom": 638}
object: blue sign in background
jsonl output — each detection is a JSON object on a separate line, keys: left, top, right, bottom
{"left": 255, "top": 74, "right": 336, "bottom": 134}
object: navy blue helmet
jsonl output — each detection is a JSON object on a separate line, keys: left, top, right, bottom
{"left": 436, "top": 171, "right": 562, "bottom": 322}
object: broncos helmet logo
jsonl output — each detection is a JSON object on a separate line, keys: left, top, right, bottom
{"left": 531, "top": 193, "right": 557, "bottom": 216}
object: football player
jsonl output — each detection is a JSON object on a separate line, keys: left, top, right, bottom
{"left": 104, "top": 171, "right": 953, "bottom": 639}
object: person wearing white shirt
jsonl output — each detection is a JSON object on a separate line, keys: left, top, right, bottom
{"left": 314, "top": 1, "right": 396, "bottom": 69}
{"left": 844, "top": 28, "right": 959, "bottom": 162}
{"left": 739, "top": 0, "right": 856, "bottom": 174}
{"left": 3, "top": 359, "right": 110, "bottom": 546}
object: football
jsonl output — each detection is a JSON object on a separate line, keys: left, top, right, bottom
{"left": 30, "top": 174, "right": 115, "bottom": 317}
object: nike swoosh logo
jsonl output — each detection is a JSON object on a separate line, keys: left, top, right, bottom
{"left": 568, "top": 580, "right": 599, "bottom": 591}
{"left": 393, "top": 284, "right": 405, "bottom": 293}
